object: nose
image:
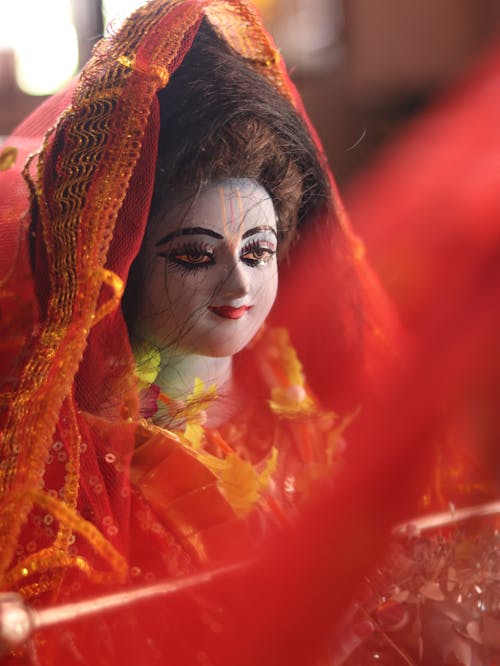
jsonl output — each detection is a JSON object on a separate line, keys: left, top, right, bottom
{"left": 221, "top": 261, "right": 249, "bottom": 299}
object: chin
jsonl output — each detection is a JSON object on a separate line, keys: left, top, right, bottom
{"left": 201, "top": 341, "right": 250, "bottom": 358}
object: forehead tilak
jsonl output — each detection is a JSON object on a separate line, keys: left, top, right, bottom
{"left": 218, "top": 183, "right": 247, "bottom": 244}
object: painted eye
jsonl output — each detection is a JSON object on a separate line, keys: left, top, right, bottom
{"left": 172, "top": 250, "right": 213, "bottom": 265}
{"left": 241, "top": 242, "right": 276, "bottom": 266}
{"left": 157, "top": 243, "right": 215, "bottom": 270}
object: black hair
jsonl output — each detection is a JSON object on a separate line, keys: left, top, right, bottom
{"left": 151, "top": 19, "right": 331, "bottom": 244}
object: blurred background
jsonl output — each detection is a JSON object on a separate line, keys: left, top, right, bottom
{"left": 0, "top": 0, "right": 499, "bottom": 185}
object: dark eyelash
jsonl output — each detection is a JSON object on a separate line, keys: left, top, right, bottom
{"left": 157, "top": 241, "right": 214, "bottom": 273}
{"left": 168, "top": 262, "right": 212, "bottom": 276}
{"left": 241, "top": 239, "right": 276, "bottom": 252}
{"left": 156, "top": 241, "right": 211, "bottom": 257}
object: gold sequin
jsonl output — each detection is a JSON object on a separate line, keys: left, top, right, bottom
{"left": 0, "top": 146, "right": 17, "bottom": 171}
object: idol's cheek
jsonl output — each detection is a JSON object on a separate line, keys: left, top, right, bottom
{"left": 252, "top": 274, "right": 278, "bottom": 312}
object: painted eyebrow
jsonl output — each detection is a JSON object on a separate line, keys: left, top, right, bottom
{"left": 155, "top": 226, "right": 224, "bottom": 247}
{"left": 241, "top": 225, "right": 278, "bottom": 240}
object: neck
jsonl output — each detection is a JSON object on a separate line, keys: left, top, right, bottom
{"left": 156, "top": 351, "right": 233, "bottom": 399}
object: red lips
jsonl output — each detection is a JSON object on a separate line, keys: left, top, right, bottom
{"left": 208, "top": 305, "right": 252, "bottom": 320}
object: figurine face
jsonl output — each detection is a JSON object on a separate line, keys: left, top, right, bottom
{"left": 136, "top": 178, "right": 278, "bottom": 358}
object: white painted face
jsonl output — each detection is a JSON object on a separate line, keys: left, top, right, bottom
{"left": 135, "top": 178, "right": 278, "bottom": 358}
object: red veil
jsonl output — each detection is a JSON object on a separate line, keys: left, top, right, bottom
{"left": 348, "top": 39, "right": 500, "bottom": 508}
{"left": 0, "top": 2, "right": 419, "bottom": 664}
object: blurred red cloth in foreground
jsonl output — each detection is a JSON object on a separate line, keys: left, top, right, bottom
{"left": 347, "top": 38, "right": 500, "bottom": 510}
